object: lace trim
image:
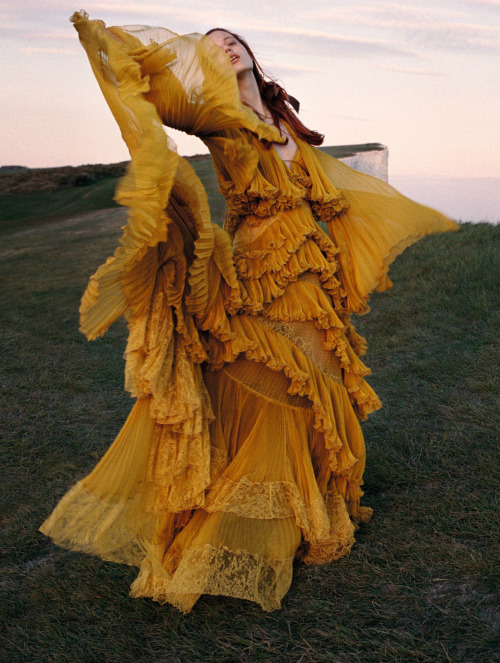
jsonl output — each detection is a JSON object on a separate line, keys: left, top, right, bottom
{"left": 130, "top": 543, "right": 294, "bottom": 613}
{"left": 258, "top": 318, "right": 342, "bottom": 385}
{"left": 299, "top": 491, "right": 356, "bottom": 564}
{"left": 39, "top": 481, "right": 150, "bottom": 566}
{"left": 142, "top": 445, "right": 228, "bottom": 513}
{"left": 205, "top": 476, "right": 330, "bottom": 542}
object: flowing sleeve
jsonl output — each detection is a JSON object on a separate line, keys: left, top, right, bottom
{"left": 310, "top": 147, "right": 459, "bottom": 315}
{"left": 69, "top": 12, "right": 251, "bottom": 498}
{"left": 71, "top": 12, "right": 284, "bottom": 142}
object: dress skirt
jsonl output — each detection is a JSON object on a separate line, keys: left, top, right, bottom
{"left": 41, "top": 322, "right": 371, "bottom": 612}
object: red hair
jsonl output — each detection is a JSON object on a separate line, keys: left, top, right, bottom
{"left": 205, "top": 29, "right": 324, "bottom": 146}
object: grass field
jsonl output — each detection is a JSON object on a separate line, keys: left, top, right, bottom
{"left": 1, "top": 169, "right": 499, "bottom": 662}
{"left": 0, "top": 157, "right": 225, "bottom": 226}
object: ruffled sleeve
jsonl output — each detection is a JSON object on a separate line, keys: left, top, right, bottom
{"left": 70, "top": 12, "right": 247, "bottom": 496}
{"left": 302, "top": 144, "right": 459, "bottom": 315}
{"left": 70, "top": 11, "right": 248, "bottom": 342}
{"left": 133, "top": 33, "right": 286, "bottom": 143}
{"left": 72, "top": 12, "right": 285, "bottom": 143}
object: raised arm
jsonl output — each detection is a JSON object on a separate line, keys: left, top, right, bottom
{"left": 71, "top": 11, "right": 284, "bottom": 142}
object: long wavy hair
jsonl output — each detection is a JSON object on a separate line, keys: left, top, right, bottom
{"left": 205, "top": 28, "right": 324, "bottom": 146}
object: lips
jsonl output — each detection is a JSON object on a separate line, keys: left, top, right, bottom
{"left": 230, "top": 55, "right": 239, "bottom": 64}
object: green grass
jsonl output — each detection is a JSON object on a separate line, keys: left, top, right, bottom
{"left": 0, "top": 178, "right": 121, "bottom": 225}
{"left": 0, "top": 157, "right": 225, "bottom": 227}
{"left": 0, "top": 182, "right": 499, "bottom": 662}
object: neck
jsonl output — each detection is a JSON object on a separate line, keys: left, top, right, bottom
{"left": 237, "top": 70, "right": 266, "bottom": 116}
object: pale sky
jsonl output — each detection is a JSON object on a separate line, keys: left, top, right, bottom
{"left": 1, "top": 0, "right": 500, "bottom": 179}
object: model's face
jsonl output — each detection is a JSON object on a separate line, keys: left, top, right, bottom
{"left": 208, "top": 30, "right": 253, "bottom": 76}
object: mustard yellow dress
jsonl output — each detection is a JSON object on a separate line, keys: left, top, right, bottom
{"left": 40, "top": 12, "right": 458, "bottom": 613}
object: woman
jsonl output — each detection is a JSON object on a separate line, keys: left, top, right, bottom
{"left": 40, "top": 12, "right": 457, "bottom": 613}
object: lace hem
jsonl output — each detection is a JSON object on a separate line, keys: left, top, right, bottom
{"left": 142, "top": 444, "right": 227, "bottom": 513}
{"left": 40, "top": 481, "right": 150, "bottom": 566}
{"left": 130, "top": 544, "right": 294, "bottom": 613}
{"left": 299, "top": 491, "right": 358, "bottom": 564}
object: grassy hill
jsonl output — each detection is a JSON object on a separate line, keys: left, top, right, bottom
{"left": 0, "top": 144, "right": 384, "bottom": 226}
{"left": 0, "top": 157, "right": 223, "bottom": 226}
{"left": 0, "top": 172, "right": 498, "bottom": 662}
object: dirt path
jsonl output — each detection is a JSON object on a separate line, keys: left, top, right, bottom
{"left": 6, "top": 207, "right": 127, "bottom": 240}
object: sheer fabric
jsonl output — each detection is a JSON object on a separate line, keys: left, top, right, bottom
{"left": 40, "top": 11, "right": 458, "bottom": 612}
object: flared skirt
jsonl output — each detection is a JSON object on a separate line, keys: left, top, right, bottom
{"left": 40, "top": 350, "right": 372, "bottom": 612}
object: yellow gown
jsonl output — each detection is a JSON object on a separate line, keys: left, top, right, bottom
{"left": 40, "top": 12, "right": 458, "bottom": 613}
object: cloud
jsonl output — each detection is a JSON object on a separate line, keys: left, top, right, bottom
{"left": 406, "top": 22, "right": 500, "bottom": 55}
{"left": 380, "top": 65, "right": 447, "bottom": 76}
{"left": 306, "top": 2, "right": 469, "bottom": 24}
{"left": 85, "top": 2, "right": 193, "bottom": 19}
{"left": 0, "top": 24, "right": 78, "bottom": 42}
{"left": 462, "top": 0, "right": 500, "bottom": 7}
{"left": 266, "top": 62, "right": 329, "bottom": 75}
{"left": 14, "top": 1, "right": 248, "bottom": 27}
{"left": 305, "top": 2, "right": 500, "bottom": 55}
{"left": 0, "top": 2, "right": 181, "bottom": 30}
{"left": 239, "top": 25, "right": 420, "bottom": 59}
{"left": 2, "top": 7, "right": 418, "bottom": 63}
{"left": 4, "top": 0, "right": 500, "bottom": 63}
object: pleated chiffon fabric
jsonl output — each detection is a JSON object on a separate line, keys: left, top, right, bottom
{"left": 40, "top": 11, "right": 458, "bottom": 612}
